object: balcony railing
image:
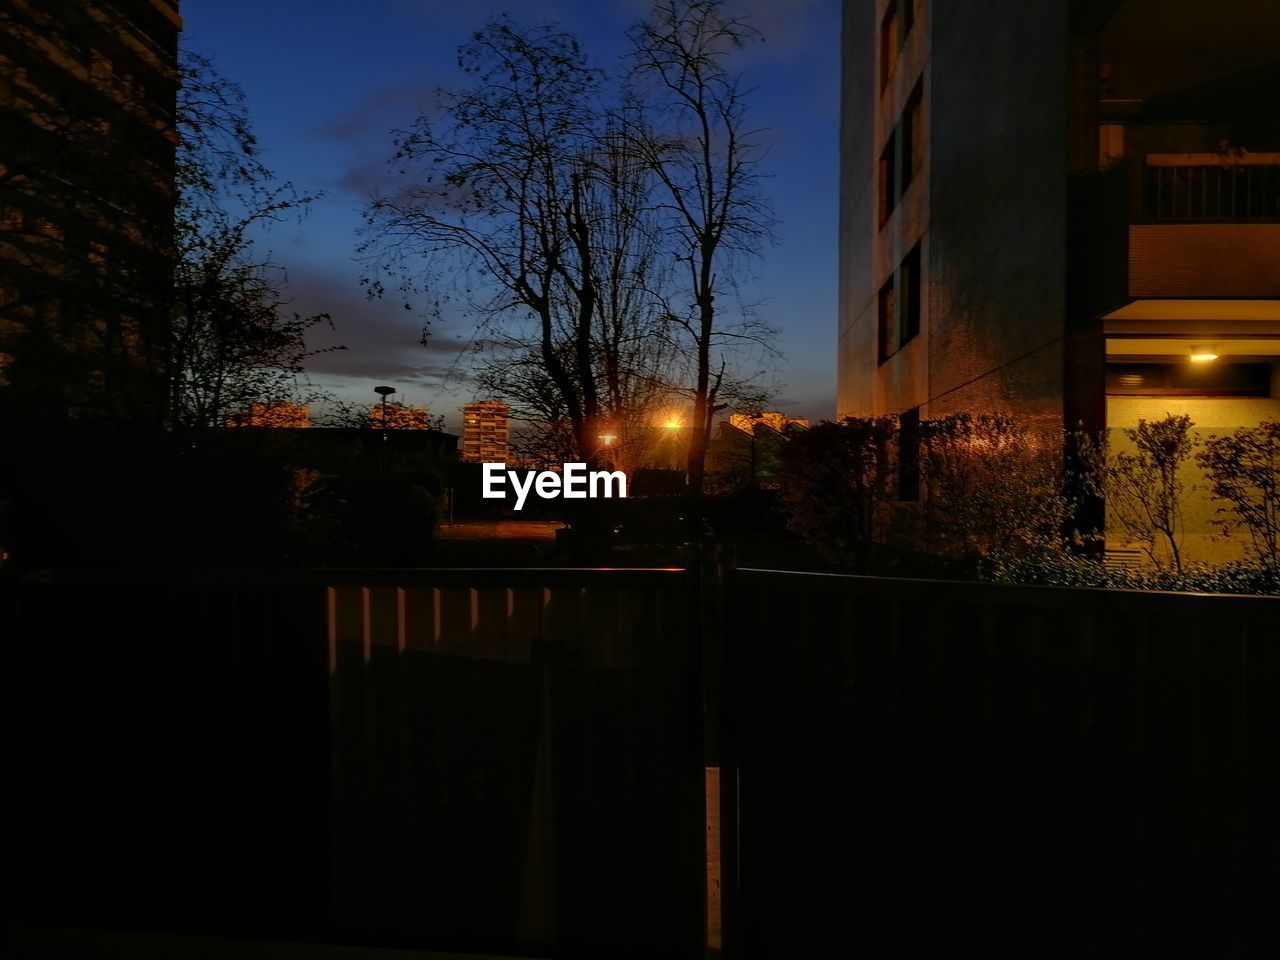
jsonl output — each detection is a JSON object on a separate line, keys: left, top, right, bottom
{"left": 1144, "top": 153, "right": 1280, "bottom": 221}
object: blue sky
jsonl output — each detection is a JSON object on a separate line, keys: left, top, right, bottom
{"left": 181, "top": 0, "right": 840, "bottom": 431}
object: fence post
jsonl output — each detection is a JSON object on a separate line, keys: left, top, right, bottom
{"left": 693, "top": 533, "right": 737, "bottom": 957}
{"left": 517, "top": 636, "right": 562, "bottom": 946}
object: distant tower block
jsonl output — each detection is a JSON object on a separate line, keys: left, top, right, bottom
{"left": 463, "top": 401, "right": 510, "bottom": 463}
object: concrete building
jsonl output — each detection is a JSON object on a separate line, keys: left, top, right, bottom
{"left": 727, "top": 411, "right": 810, "bottom": 434}
{"left": 462, "top": 400, "right": 510, "bottom": 463}
{"left": 839, "top": 0, "right": 1280, "bottom": 562}
{"left": 0, "top": 0, "right": 183, "bottom": 428}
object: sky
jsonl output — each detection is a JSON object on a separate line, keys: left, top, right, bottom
{"left": 180, "top": 0, "right": 841, "bottom": 432}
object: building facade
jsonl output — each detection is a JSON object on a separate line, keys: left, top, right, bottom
{"left": 1, "top": 0, "right": 183, "bottom": 429}
{"left": 462, "top": 400, "right": 510, "bottom": 463}
{"left": 839, "top": 0, "right": 1280, "bottom": 562}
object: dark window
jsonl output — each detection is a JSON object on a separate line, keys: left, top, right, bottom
{"left": 877, "top": 278, "right": 896, "bottom": 365}
{"left": 901, "top": 79, "right": 924, "bottom": 190}
{"left": 879, "top": 131, "right": 897, "bottom": 227}
{"left": 879, "top": 242, "right": 925, "bottom": 363}
{"left": 879, "top": 4, "right": 900, "bottom": 91}
{"left": 1106, "top": 362, "right": 1271, "bottom": 396}
{"left": 902, "top": 0, "right": 916, "bottom": 38}
{"left": 900, "top": 241, "right": 922, "bottom": 347}
{"left": 898, "top": 406, "right": 920, "bottom": 501}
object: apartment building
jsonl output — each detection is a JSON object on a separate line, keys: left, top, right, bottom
{"left": 0, "top": 0, "right": 182, "bottom": 427}
{"left": 462, "top": 400, "right": 510, "bottom": 463}
{"left": 839, "top": 0, "right": 1280, "bottom": 560}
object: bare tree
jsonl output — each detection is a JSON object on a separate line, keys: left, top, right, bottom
{"left": 360, "top": 18, "right": 613, "bottom": 463}
{"left": 626, "top": 0, "right": 778, "bottom": 494}
{"left": 1079, "top": 414, "right": 1197, "bottom": 572}
{"left": 169, "top": 52, "right": 340, "bottom": 433}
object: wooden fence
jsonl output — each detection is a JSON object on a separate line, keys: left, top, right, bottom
{"left": 7, "top": 566, "right": 1280, "bottom": 957}
{"left": 5, "top": 568, "right": 704, "bottom": 959}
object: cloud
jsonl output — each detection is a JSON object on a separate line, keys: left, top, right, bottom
{"left": 310, "top": 80, "right": 452, "bottom": 199}
{"left": 272, "top": 261, "right": 475, "bottom": 388}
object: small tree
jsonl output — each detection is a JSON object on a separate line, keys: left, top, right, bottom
{"left": 1079, "top": 414, "right": 1196, "bottom": 572}
{"left": 777, "top": 418, "right": 897, "bottom": 565}
{"left": 1197, "top": 420, "right": 1280, "bottom": 574}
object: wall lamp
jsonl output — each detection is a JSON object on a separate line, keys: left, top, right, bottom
{"left": 1189, "top": 344, "right": 1218, "bottom": 363}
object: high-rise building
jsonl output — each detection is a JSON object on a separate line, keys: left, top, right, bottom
{"left": 369, "top": 402, "right": 432, "bottom": 430}
{"left": 728, "top": 411, "right": 810, "bottom": 434}
{"left": 225, "top": 402, "right": 311, "bottom": 428}
{"left": 462, "top": 400, "right": 510, "bottom": 463}
{"left": 839, "top": 0, "right": 1280, "bottom": 560}
{"left": 1, "top": 0, "right": 183, "bottom": 428}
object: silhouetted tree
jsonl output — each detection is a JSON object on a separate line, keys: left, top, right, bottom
{"left": 1079, "top": 414, "right": 1196, "bottom": 572}
{"left": 626, "top": 0, "right": 778, "bottom": 494}
{"left": 169, "top": 52, "right": 340, "bottom": 432}
{"left": 1197, "top": 420, "right": 1280, "bottom": 574}
{"left": 360, "top": 19, "right": 616, "bottom": 463}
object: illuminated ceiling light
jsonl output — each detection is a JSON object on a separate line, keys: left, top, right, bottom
{"left": 1118, "top": 373, "right": 1144, "bottom": 387}
{"left": 1189, "top": 344, "right": 1218, "bottom": 363}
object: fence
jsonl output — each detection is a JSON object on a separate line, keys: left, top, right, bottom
{"left": 719, "top": 569, "right": 1280, "bottom": 957}
{"left": 7, "top": 566, "right": 1280, "bottom": 957}
{"left": 5, "top": 568, "right": 704, "bottom": 959}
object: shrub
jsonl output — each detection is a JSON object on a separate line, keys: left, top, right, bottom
{"left": 1196, "top": 420, "right": 1280, "bottom": 576}
{"left": 1077, "top": 414, "right": 1196, "bottom": 572}
{"left": 776, "top": 417, "right": 897, "bottom": 565}
{"left": 918, "top": 413, "right": 1070, "bottom": 561}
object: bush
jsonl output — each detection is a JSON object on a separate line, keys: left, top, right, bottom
{"left": 1196, "top": 420, "right": 1280, "bottom": 576}
{"left": 1077, "top": 414, "right": 1196, "bottom": 572}
{"left": 776, "top": 417, "right": 897, "bottom": 565}
{"left": 918, "top": 413, "right": 1070, "bottom": 561}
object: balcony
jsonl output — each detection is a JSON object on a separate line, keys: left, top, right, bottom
{"left": 1144, "top": 153, "right": 1280, "bottom": 222}
{"left": 1131, "top": 153, "right": 1280, "bottom": 298}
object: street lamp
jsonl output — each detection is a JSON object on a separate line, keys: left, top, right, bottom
{"left": 374, "top": 385, "right": 396, "bottom": 442}
{"left": 665, "top": 419, "right": 682, "bottom": 470}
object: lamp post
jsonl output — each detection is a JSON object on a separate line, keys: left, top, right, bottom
{"left": 374, "top": 385, "right": 396, "bottom": 442}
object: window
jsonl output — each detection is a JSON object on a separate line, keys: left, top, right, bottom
{"left": 879, "top": 74, "right": 925, "bottom": 228}
{"left": 877, "top": 278, "right": 896, "bottom": 365}
{"left": 880, "top": 1, "right": 919, "bottom": 90}
{"left": 900, "top": 241, "right": 922, "bottom": 345}
{"left": 878, "top": 241, "right": 925, "bottom": 364}
{"left": 1106, "top": 363, "right": 1271, "bottom": 397}
{"left": 901, "top": 80, "right": 924, "bottom": 190}
{"left": 898, "top": 406, "right": 920, "bottom": 501}
{"left": 879, "top": 131, "right": 897, "bottom": 226}
{"left": 879, "top": 4, "right": 900, "bottom": 91}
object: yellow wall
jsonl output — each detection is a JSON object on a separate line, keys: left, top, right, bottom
{"left": 1106, "top": 389, "right": 1280, "bottom": 566}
